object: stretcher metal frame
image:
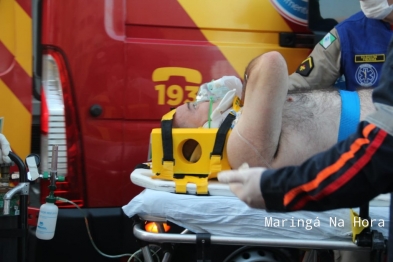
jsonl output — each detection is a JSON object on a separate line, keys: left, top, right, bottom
{"left": 134, "top": 221, "right": 369, "bottom": 250}
{"left": 132, "top": 213, "right": 386, "bottom": 262}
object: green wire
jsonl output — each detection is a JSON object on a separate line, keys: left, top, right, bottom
{"left": 208, "top": 96, "right": 213, "bottom": 128}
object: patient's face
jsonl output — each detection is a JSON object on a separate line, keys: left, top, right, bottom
{"left": 173, "top": 101, "right": 217, "bottom": 128}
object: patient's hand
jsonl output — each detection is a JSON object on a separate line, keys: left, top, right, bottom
{"left": 218, "top": 166, "right": 266, "bottom": 209}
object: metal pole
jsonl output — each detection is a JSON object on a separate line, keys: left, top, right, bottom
{"left": 8, "top": 151, "right": 28, "bottom": 262}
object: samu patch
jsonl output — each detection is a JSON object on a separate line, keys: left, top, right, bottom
{"left": 319, "top": 33, "right": 336, "bottom": 49}
{"left": 296, "top": 56, "right": 314, "bottom": 76}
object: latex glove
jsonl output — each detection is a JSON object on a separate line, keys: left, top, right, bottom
{"left": 218, "top": 166, "right": 266, "bottom": 209}
{"left": 0, "top": 134, "right": 11, "bottom": 164}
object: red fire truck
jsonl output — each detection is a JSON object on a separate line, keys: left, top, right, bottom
{"left": 0, "top": 0, "right": 359, "bottom": 261}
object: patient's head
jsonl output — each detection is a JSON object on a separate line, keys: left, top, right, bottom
{"left": 173, "top": 76, "right": 243, "bottom": 128}
{"left": 172, "top": 101, "right": 219, "bottom": 128}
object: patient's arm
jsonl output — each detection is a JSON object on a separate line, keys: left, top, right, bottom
{"left": 227, "top": 51, "right": 288, "bottom": 168}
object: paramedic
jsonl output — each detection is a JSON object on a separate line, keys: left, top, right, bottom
{"left": 0, "top": 134, "right": 11, "bottom": 164}
{"left": 217, "top": 35, "right": 393, "bottom": 262}
{"left": 289, "top": 0, "right": 393, "bottom": 91}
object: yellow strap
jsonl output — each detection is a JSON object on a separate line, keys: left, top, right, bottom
{"left": 161, "top": 109, "right": 176, "bottom": 121}
{"left": 232, "top": 96, "right": 241, "bottom": 112}
{"left": 174, "top": 176, "right": 209, "bottom": 194}
{"left": 152, "top": 161, "right": 174, "bottom": 180}
{"left": 153, "top": 165, "right": 209, "bottom": 195}
{"left": 350, "top": 209, "right": 369, "bottom": 242}
{"left": 174, "top": 179, "right": 188, "bottom": 194}
{"left": 209, "top": 155, "right": 222, "bottom": 179}
{"left": 192, "top": 176, "right": 209, "bottom": 195}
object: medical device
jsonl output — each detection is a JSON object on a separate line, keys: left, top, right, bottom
{"left": 151, "top": 109, "right": 234, "bottom": 195}
{"left": 36, "top": 145, "right": 60, "bottom": 240}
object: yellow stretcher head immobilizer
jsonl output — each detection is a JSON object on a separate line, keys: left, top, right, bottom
{"left": 151, "top": 109, "right": 235, "bottom": 195}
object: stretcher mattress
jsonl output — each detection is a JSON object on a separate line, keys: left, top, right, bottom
{"left": 123, "top": 168, "right": 390, "bottom": 240}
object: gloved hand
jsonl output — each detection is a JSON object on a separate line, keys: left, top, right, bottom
{"left": 218, "top": 165, "right": 266, "bottom": 209}
{"left": 0, "top": 134, "right": 11, "bottom": 164}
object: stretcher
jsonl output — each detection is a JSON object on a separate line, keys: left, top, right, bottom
{"left": 123, "top": 168, "right": 390, "bottom": 262}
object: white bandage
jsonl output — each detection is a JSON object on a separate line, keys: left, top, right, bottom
{"left": 360, "top": 0, "right": 393, "bottom": 20}
{"left": 0, "top": 134, "right": 11, "bottom": 164}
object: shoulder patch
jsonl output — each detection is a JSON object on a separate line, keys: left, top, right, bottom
{"left": 296, "top": 56, "right": 314, "bottom": 77}
{"left": 319, "top": 33, "right": 336, "bottom": 49}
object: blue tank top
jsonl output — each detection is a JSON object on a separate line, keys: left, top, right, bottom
{"left": 336, "top": 11, "right": 392, "bottom": 91}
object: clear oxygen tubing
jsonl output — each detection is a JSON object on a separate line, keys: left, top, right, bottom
{"left": 234, "top": 127, "right": 273, "bottom": 169}
{"left": 208, "top": 96, "right": 213, "bottom": 128}
{"left": 55, "top": 197, "right": 161, "bottom": 262}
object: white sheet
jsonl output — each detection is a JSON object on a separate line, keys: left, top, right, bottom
{"left": 122, "top": 189, "right": 390, "bottom": 240}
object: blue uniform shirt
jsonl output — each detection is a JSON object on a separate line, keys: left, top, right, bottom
{"left": 337, "top": 11, "right": 392, "bottom": 91}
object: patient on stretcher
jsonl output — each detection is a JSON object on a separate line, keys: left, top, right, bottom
{"left": 172, "top": 51, "right": 375, "bottom": 170}
{"left": 125, "top": 52, "right": 388, "bottom": 262}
